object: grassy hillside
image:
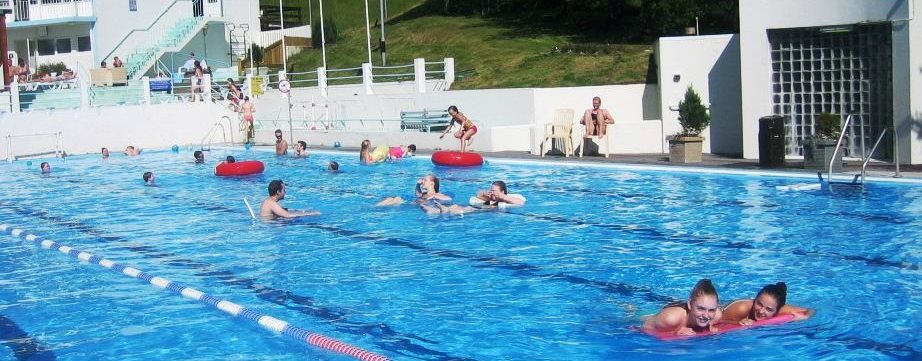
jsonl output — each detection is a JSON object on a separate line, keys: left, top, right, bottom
{"left": 275, "top": 1, "right": 653, "bottom": 89}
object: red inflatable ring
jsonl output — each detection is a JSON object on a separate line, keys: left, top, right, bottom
{"left": 431, "top": 151, "right": 483, "bottom": 167}
{"left": 215, "top": 160, "right": 265, "bottom": 176}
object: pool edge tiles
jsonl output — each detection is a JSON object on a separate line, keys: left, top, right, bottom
{"left": 0, "top": 222, "right": 391, "bottom": 361}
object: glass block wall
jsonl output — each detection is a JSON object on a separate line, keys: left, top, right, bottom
{"left": 768, "top": 23, "right": 892, "bottom": 159}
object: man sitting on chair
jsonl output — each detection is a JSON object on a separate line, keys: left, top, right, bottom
{"left": 581, "top": 96, "right": 615, "bottom": 137}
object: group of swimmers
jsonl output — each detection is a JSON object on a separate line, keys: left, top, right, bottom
{"left": 360, "top": 140, "right": 417, "bottom": 164}
{"left": 643, "top": 279, "right": 814, "bottom": 337}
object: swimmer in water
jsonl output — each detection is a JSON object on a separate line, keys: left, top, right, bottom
{"left": 143, "top": 171, "right": 155, "bottom": 186}
{"left": 720, "top": 282, "right": 815, "bottom": 325}
{"left": 643, "top": 279, "right": 722, "bottom": 336}
{"left": 259, "top": 179, "right": 320, "bottom": 219}
{"left": 376, "top": 175, "right": 451, "bottom": 206}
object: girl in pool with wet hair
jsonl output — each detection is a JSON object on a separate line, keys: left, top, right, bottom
{"left": 377, "top": 175, "right": 451, "bottom": 207}
{"left": 720, "top": 282, "right": 815, "bottom": 325}
{"left": 359, "top": 140, "right": 373, "bottom": 164}
{"left": 471, "top": 181, "right": 525, "bottom": 207}
{"left": 643, "top": 279, "right": 722, "bottom": 336}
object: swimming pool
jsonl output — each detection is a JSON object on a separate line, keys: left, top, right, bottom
{"left": 1, "top": 149, "right": 920, "bottom": 360}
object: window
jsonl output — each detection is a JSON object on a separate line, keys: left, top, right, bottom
{"left": 129, "top": 0, "right": 137, "bottom": 11}
{"left": 37, "top": 39, "right": 55, "bottom": 56}
{"left": 77, "top": 36, "right": 91, "bottom": 52}
{"left": 55, "top": 38, "right": 72, "bottom": 54}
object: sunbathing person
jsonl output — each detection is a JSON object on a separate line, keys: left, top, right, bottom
{"left": 720, "top": 282, "right": 815, "bottom": 325}
{"left": 581, "top": 96, "right": 615, "bottom": 137}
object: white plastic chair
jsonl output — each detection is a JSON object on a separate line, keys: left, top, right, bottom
{"left": 540, "top": 109, "right": 576, "bottom": 157}
{"left": 580, "top": 123, "right": 613, "bottom": 158}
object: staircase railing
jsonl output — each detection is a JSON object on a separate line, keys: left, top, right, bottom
{"left": 102, "top": 0, "right": 194, "bottom": 78}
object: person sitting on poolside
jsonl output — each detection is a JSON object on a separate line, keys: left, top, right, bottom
{"left": 101, "top": 147, "right": 110, "bottom": 159}
{"left": 377, "top": 175, "right": 451, "bottom": 206}
{"left": 643, "top": 279, "right": 722, "bottom": 337}
{"left": 40, "top": 162, "right": 51, "bottom": 174}
{"left": 720, "top": 282, "right": 815, "bottom": 325}
{"left": 294, "top": 141, "right": 309, "bottom": 157}
{"left": 193, "top": 150, "right": 205, "bottom": 164}
{"left": 125, "top": 146, "right": 141, "bottom": 156}
{"left": 388, "top": 144, "right": 417, "bottom": 160}
{"left": 143, "top": 171, "right": 155, "bottom": 186}
{"left": 581, "top": 96, "right": 615, "bottom": 137}
{"left": 259, "top": 179, "right": 320, "bottom": 219}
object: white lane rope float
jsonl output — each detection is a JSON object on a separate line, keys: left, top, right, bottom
{"left": 0, "top": 223, "right": 388, "bottom": 361}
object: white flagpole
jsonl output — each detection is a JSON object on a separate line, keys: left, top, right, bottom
{"left": 364, "top": 0, "right": 372, "bottom": 64}
{"left": 279, "top": 0, "right": 288, "bottom": 71}
{"left": 379, "top": 0, "right": 386, "bottom": 65}
{"left": 319, "top": 0, "right": 327, "bottom": 69}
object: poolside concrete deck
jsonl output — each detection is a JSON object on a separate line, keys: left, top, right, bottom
{"left": 303, "top": 145, "right": 922, "bottom": 180}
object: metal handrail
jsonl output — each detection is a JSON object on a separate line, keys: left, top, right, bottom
{"left": 828, "top": 114, "right": 853, "bottom": 182}
{"left": 199, "top": 116, "right": 235, "bottom": 150}
{"left": 859, "top": 127, "right": 902, "bottom": 183}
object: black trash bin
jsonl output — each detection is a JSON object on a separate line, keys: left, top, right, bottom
{"left": 759, "top": 115, "right": 785, "bottom": 168}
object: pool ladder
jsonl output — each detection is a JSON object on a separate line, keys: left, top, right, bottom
{"left": 824, "top": 114, "right": 902, "bottom": 185}
{"left": 200, "top": 115, "right": 235, "bottom": 151}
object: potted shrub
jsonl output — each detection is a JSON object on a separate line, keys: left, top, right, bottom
{"left": 669, "top": 86, "right": 710, "bottom": 163}
{"left": 803, "top": 112, "right": 843, "bottom": 171}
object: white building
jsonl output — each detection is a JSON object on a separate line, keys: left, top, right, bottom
{"left": 4, "top": 0, "right": 261, "bottom": 78}
{"left": 738, "top": 0, "right": 920, "bottom": 164}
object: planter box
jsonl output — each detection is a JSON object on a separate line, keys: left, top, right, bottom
{"left": 669, "top": 136, "right": 704, "bottom": 163}
{"left": 803, "top": 138, "right": 843, "bottom": 171}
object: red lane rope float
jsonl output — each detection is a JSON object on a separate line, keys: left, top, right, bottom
{"left": 215, "top": 160, "right": 265, "bottom": 176}
{"left": 431, "top": 151, "right": 483, "bottom": 167}
{"left": 646, "top": 314, "right": 796, "bottom": 341}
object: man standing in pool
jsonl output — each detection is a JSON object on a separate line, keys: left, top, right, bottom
{"left": 259, "top": 180, "right": 320, "bottom": 219}
{"left": 275, "top": 129, "right": 288, "bottom": 155}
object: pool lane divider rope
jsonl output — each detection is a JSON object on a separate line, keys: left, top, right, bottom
{"left": 0, "top": 223, "right": 389, "bottom": 361}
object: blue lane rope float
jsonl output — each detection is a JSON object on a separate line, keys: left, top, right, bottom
{"left": 0, "top": 223, "right": 389, "bottom": 361}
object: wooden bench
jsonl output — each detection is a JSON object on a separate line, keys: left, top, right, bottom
{"left": 400, "top": 109, "right": 452, "bottom": 132}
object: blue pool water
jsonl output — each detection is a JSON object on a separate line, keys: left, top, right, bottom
{"left": 0, "top": 149, "right": 920, "bottom": 361}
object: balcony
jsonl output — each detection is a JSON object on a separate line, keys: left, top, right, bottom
{"left": 12, "top": 0, "right": 93, "bottom": 23}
